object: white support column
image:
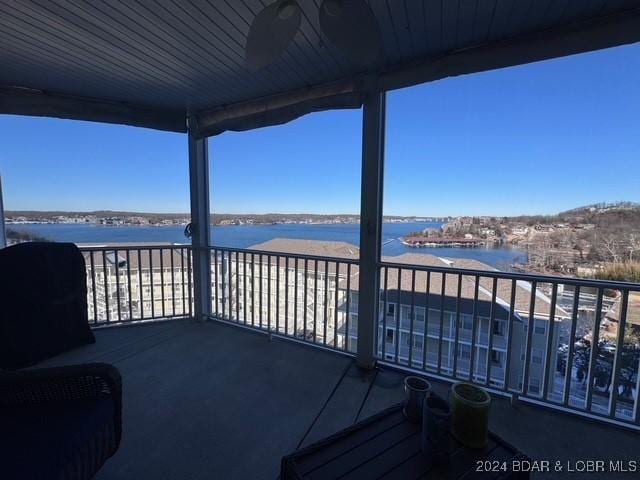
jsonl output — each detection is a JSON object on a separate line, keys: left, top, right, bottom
{"left": 188, "top": 130, "right": 211, "bottom": 321}
{"left": 0, "top": 174, "right": 6, "bottom": 248}
{"left": 356, "top": 89, "right": 386, "bottom": 369}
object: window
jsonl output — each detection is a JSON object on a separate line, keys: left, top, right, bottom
{"left": 385, "top": 328, "right": 394, "bottom": 343}
{"left": 416, "top": 307, "right": 425, "bottom": 324}
{"left": 490, "top": 350, "right": 502, "bottom": 365}
{"left": 493, "top": 320, "right": 505, "bottom": 336}
{"left": 459, "top": 314, "right": 473, "bottom": 330}
{"left": 412, "top": 335, "right": 423, "bottom": 349}
{"left": 445, "top": 312, "right": 455, "bottom": 325}
{"left": 458, "top": 344, "right": 471, "bottom": 360}
{"left": 532, "top": 348, "right": 544, "bottom": 364}
{"left": 529, "top": 378, "right": 541, "bottom": 394}
{"left": 386, "top": 303, "right": 395, "bottom": 317}
{"left": 516, "top": 375, "right": 542, "bottom": 392}
{"left": 534, "top": 321, "right": 547, "bottom": 335}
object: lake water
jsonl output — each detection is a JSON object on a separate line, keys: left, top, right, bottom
{"left": 9, "top": 222, "right": 527, "bottom": 269}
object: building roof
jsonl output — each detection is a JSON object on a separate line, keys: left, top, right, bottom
{"left": 249, "top": 238, "right": 359, "bottom": 260}
{"left": 605, "top": 291, "right": 640, "bottom": 327}
{"left": 385, "top": 254, "right": 567, "bottom": 319}
{"left": 247, "top": 240, "right": 566, "bottom": 320}
{"left": 343, "top": 251, "right": 566, "bottom": 320}
{"left": 2, "top": 1, "right": 639, "bottom": 133}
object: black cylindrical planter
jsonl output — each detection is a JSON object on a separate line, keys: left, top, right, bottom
{"left": 403, "top": 376, "right": 431, "bottom": 423}
{"left": 421, "top": 395, "right": 451, "bottom": 465}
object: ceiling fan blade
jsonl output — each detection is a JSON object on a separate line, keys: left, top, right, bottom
{"left": 319, "top": 0, "right": 383, "bottom": 68}
{"left": 245, "top": 0, "right": 301, "bottom": 69}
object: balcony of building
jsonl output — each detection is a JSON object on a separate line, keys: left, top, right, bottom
{"left": 5, "top": 240, "right": 632, "bottom": 478}
{"left": 34, "top": 317, "right": 638, "bottom": 480}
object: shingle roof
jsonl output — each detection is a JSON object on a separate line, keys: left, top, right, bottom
{"left": 245, "top": 240, "right": 566, "bottom": 319}
{"left": 249, "top": 238, "right": 359, "bottom": 260}
{"left": 605, "top": 292, "right": 640, "bottom": 327}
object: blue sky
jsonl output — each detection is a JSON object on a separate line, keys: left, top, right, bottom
{"left": 1, "top": 43, "right": 639, "bottom": 216}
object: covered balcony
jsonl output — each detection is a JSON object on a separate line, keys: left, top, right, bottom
{"left": 37, "top": 318, "right": 638, "bottom": 479}
{"left": 2, "top": 1, "right": 640, "bottom": 479}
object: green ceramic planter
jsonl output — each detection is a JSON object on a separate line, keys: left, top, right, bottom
{"left": 450, "top": 382, "right": 491, "bottom": 449}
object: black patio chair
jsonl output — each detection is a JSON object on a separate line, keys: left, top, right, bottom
{"left": 0, "top": 362, "right": 122, "bottom": 480}
{"left": 0, "top": 242, "right": 96, "bottom": 370}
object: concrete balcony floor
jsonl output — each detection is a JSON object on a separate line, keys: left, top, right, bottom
{"left": 38, "top": 319, "right": 637, "bottom": 479}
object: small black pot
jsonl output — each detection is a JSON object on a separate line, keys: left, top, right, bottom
{"left": 422, "top": 395, "right": 452, "bottom": 465}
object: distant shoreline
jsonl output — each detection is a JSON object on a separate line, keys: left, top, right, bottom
{"left": 6, "top": 219, "right": 442, "bottom": 227}
{"left": 4, "top": 211, "right": 451, "bottom": 228}
{"left": 8, "top": 222, "right": 526, "bottom": 269}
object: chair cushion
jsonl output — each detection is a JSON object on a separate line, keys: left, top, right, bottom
{"left": 0, "top": 242, "right": 95, "bottom": 369}
{"left": 0, "top": 398, "right": 116, "bottom": 480}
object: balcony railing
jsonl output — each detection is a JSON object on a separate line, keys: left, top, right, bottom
{"left": 209, "top": 246, "right": 358, "bottom": 353}
{"left": 81, "top": 243, "right": 640, "bottom": 429}
{"left": 81, "top": 245, "right": 193, "bottom": 325}
{"left": 378, "top": 261, "right": 640, "bottom": 428}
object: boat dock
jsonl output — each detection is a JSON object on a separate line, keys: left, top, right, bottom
{"left": 401, "top": 236, "right": 487, "bottom": 248}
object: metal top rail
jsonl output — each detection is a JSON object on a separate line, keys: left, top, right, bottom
{"left": 209, "top": 245, "right": 359, "bottom": 266}
{"left": 78, "top": 244, "right": 190, "bottom": 252}
{"left": 379, "top": 260, "right": 640, "bottom": 291}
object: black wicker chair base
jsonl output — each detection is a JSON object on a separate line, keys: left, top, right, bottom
{"left": 0, "top": 363, "right": 122, "bottom": 480}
